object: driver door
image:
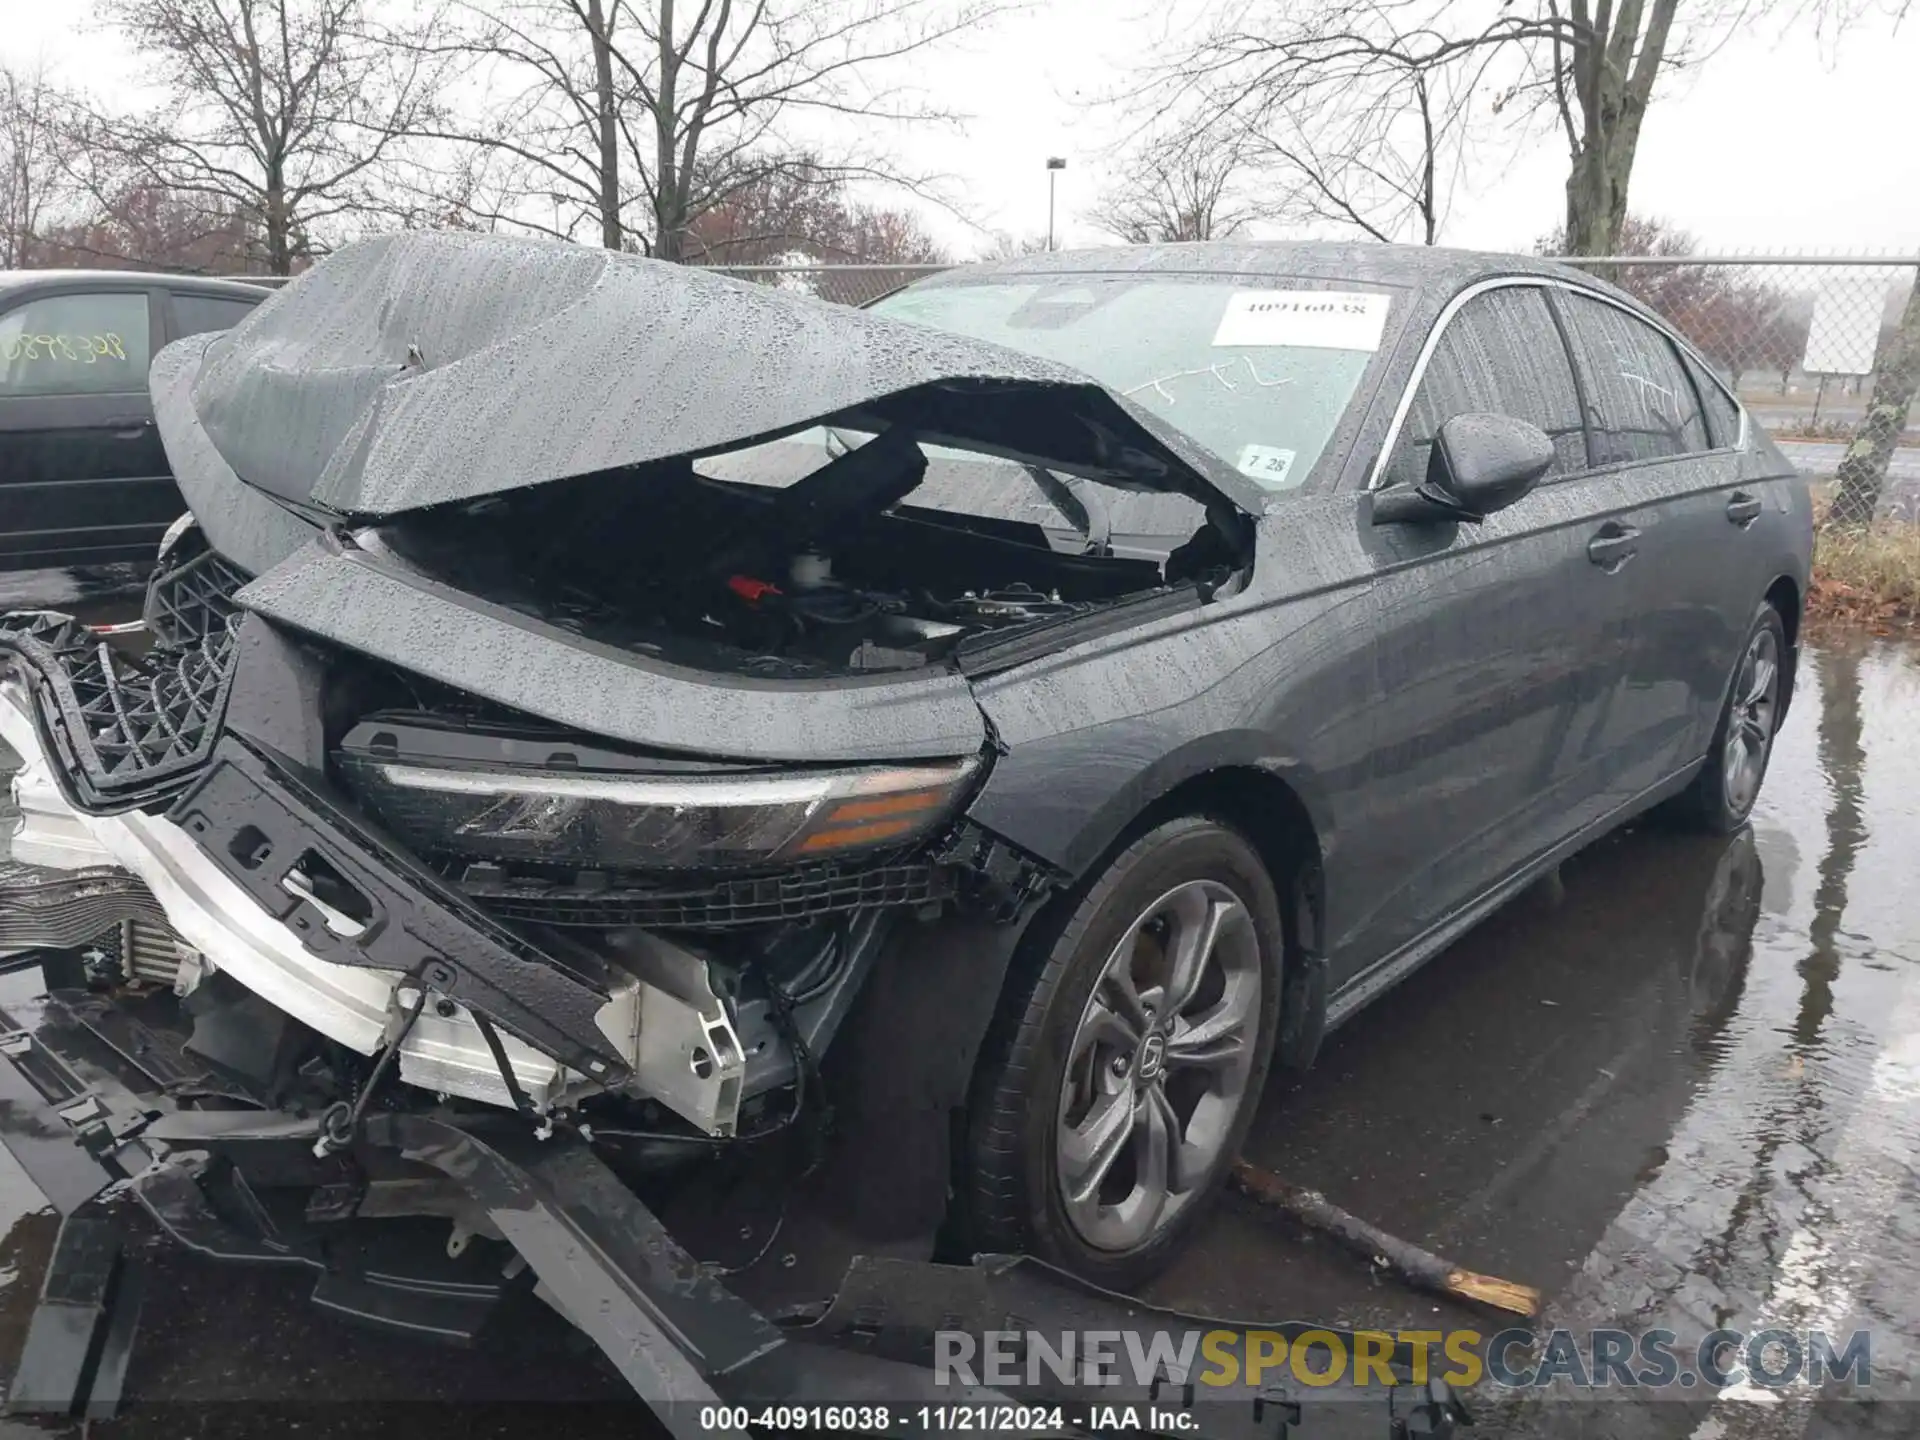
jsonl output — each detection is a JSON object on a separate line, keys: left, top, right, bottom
{"left": 1331, "top": 282, "right": 1638, "bottom": 979}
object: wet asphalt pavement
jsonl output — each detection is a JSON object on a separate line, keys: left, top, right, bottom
{"left": 1154, "top": 635, "right": 1920, "bottom": 1437}
{"left": 0, "top": 568, "right": 1914, "bottom": 1438}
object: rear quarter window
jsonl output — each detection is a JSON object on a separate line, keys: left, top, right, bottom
{"left": 1681, "top": 352, "right": 1743, "bottom": 448}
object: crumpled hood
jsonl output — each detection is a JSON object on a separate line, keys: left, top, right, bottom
{"left": 165, "top": 231, "right": 1261, "bottom": 519}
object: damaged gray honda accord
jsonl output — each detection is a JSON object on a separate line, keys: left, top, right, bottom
{"left": 0, "top": 232, "right": 1807, "bottom": 1426}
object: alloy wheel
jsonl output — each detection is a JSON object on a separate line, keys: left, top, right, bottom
{"left": 1054, "top": 878, "right": 1262, "bottom": 1251}
{"left": 1723, "top": 626, "right": 1780, "bottom": 816}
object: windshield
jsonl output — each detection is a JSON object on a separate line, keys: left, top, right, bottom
{"left": 870, "top": 275, "right": 1393, "bottom": 495}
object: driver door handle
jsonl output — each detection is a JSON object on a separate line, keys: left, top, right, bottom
{"left": 1587, "top": 521, "right": 1639, "bottom": 572}
{"left": 1726, "top": 491, "right": 1763, "bottom": 526}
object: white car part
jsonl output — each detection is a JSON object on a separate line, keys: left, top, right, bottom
{"left": 2, "top": 682, "right": 743, "bottom": 1131}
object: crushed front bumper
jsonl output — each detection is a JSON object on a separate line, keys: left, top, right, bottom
{"left": 0, "top": 978, "right": 984, "bottom": 1433}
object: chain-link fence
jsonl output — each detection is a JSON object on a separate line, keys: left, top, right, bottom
{"left": 1557, "top": 256, "right": 1920, "bottom": 526}
{"left": 703, "top": 254, "right": 1920, "bottom": 527}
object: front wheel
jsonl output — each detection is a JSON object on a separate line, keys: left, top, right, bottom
{"left": 1671, "top": 603, "right": 1787, "bottom": 833}
{"left": 962, "top": 817, "right": 1284, "bottom": 1290}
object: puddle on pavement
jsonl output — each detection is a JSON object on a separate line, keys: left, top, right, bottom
{"left": 0, "top": 637, "right": 1915, "bottom": 1409}
{"left": 0, "top": 566, "right": 147, "bottom": 615}
{"left": 0, "top": 1154, "right": 58, "bottom": 1406}
{"left": 1150, "top": 636, "right": 1920, "bottom": 1401}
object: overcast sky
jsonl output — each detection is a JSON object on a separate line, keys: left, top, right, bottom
{"left": 7, "top": 0, "right": 1917, "bottom": 259}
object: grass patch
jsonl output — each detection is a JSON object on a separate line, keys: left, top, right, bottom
{"left": 1810, "top": 520, "right": 1920, "bottom": 631}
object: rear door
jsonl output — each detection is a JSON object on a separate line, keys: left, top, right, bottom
{"left": 0, "top": 284, "right": 171, "bottom": 569}
{"left": 1549, "top": 289, "right": 1746, "bottom": 799}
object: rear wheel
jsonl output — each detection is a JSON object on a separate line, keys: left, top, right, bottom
{"left": 963, "top": 817, "right": 1283, "bottom": 1290}
{"left": 1671, "top": 603, "right": 1787, "bottom": 833}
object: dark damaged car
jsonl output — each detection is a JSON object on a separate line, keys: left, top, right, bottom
{"left": 0, "top": 233, "right": 1807, "bottom": 1425}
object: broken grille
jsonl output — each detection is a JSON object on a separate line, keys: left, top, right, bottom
{"left": 144, "top": 540, "right": 249, "bottom": 647}
{"left": 1, "top": 538, "right": 248, "bottom": 812}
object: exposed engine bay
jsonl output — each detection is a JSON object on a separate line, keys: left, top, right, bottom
{"left": 368, "top": 427, "right": 1234, "bottom": 679}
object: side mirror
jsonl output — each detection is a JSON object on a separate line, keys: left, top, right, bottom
{"left": 1373, "top": 413, "right": 1554, "bottom": 525}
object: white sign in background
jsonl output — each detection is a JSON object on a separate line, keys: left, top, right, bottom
{"left": 1800, "top": 276, "right": 1887, "bottom": 376}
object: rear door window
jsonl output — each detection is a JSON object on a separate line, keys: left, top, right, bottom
{"left": 170, "top": 291, "right": 260, "bottom": 340}
{"left": 1381, "top": 285, "right": 1586, "bottom": 490}
{"left": 1556, "top": 291, "right": 1710, "bottom": 465}
{"left": 0, "top": 290, "right": 153, "bottom": 397}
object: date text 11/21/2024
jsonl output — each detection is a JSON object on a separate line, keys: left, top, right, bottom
{"left": 695, "top": 1405, "right": 1203, "bottom": 1433}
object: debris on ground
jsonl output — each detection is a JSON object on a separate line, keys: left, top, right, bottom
{"left": 1231, "top": 1160, "right": 1542, "bottom": 1319}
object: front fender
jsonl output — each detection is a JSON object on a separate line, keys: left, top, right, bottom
{"left": 962, "top": 720, "right": 1335, "bottom": 884}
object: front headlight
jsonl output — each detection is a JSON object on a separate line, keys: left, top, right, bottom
{"left": 336, "top": 718, "right": 979, "bottom": 872}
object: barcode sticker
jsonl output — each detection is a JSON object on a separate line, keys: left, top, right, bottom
{"left": 1213, "top": 291, "right": 1389, "bottom": 351}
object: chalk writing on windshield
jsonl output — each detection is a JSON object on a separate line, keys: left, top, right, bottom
{"left": 1123, "top": 354, "right": 1296, "bottom": 407}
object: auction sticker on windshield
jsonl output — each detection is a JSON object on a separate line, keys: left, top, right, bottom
{"left": 1213, "top": 290, "right": 1390, "bottom": 351}
{"left": 1235, "top": 444, "right": 1298, "bottom": 487}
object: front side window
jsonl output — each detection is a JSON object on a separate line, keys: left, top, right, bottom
{"left": 1557, "top": 291, "right": 1709, "bottom": 465}
{"left": 1381, "top": 286, "right": 1587, "bottom": 490}
{"left": 0, "top": 291, "right": 152, "bottom": 397}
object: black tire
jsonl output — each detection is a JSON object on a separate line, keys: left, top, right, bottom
{"left": 1669, "top": 602, "right": 1788, "bottom": 833}
{"left": 962, "top": 816, "right": 1284, "bottom": 1290}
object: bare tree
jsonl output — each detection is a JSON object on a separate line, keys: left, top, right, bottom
{"left": 681, "top": 152, "right": 947, "bottom": 263}
{"left": 834, "top": 200, "right": 948, "bottom": 265}
{"left": 1091, "top": 131, "right": 1258, "bottom": 244}
{"left": 34, "top": 183, "right": 261, "bottom": 274}
{"left": 1133, "top": 0, "right": 1909, "bottom": 255}
{"left": 419, "top": 0, "right": 1000, "bottom": 261}
{"left": 0, "top": 60, "right": 76, "bottom": 267}
{"left": 85, "top": 0, "right": 450, "bottom": 274}
{"left": 1546, "top": 0, "right": 1904, "bottom": 252}
{"left": 1264, "top": 53, "right": 1454, "bottom": 244}
{"left": 1830, "top": 270, "right": 1920, "bottom": 527}
{"left": 977, "top": 230, "right": 1050, "bottom": 260}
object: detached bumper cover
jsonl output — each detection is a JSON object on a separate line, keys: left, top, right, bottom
{"left": 0, "top": 990, "right": 1463, "bottom": 1438}
{"left": 0, "top": 990, "right": 1008, "bottom": 1436}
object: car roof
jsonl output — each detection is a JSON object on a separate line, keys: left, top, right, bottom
{"left": 919, "top": 240, "right": 1591, "bottom": 293}
{"left": 0, "top": 268, "right": 272, "bottom": 299}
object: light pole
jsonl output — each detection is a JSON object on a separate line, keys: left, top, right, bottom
{"left": 1046, "top": 157, "right": 1066, "bottom": 251}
